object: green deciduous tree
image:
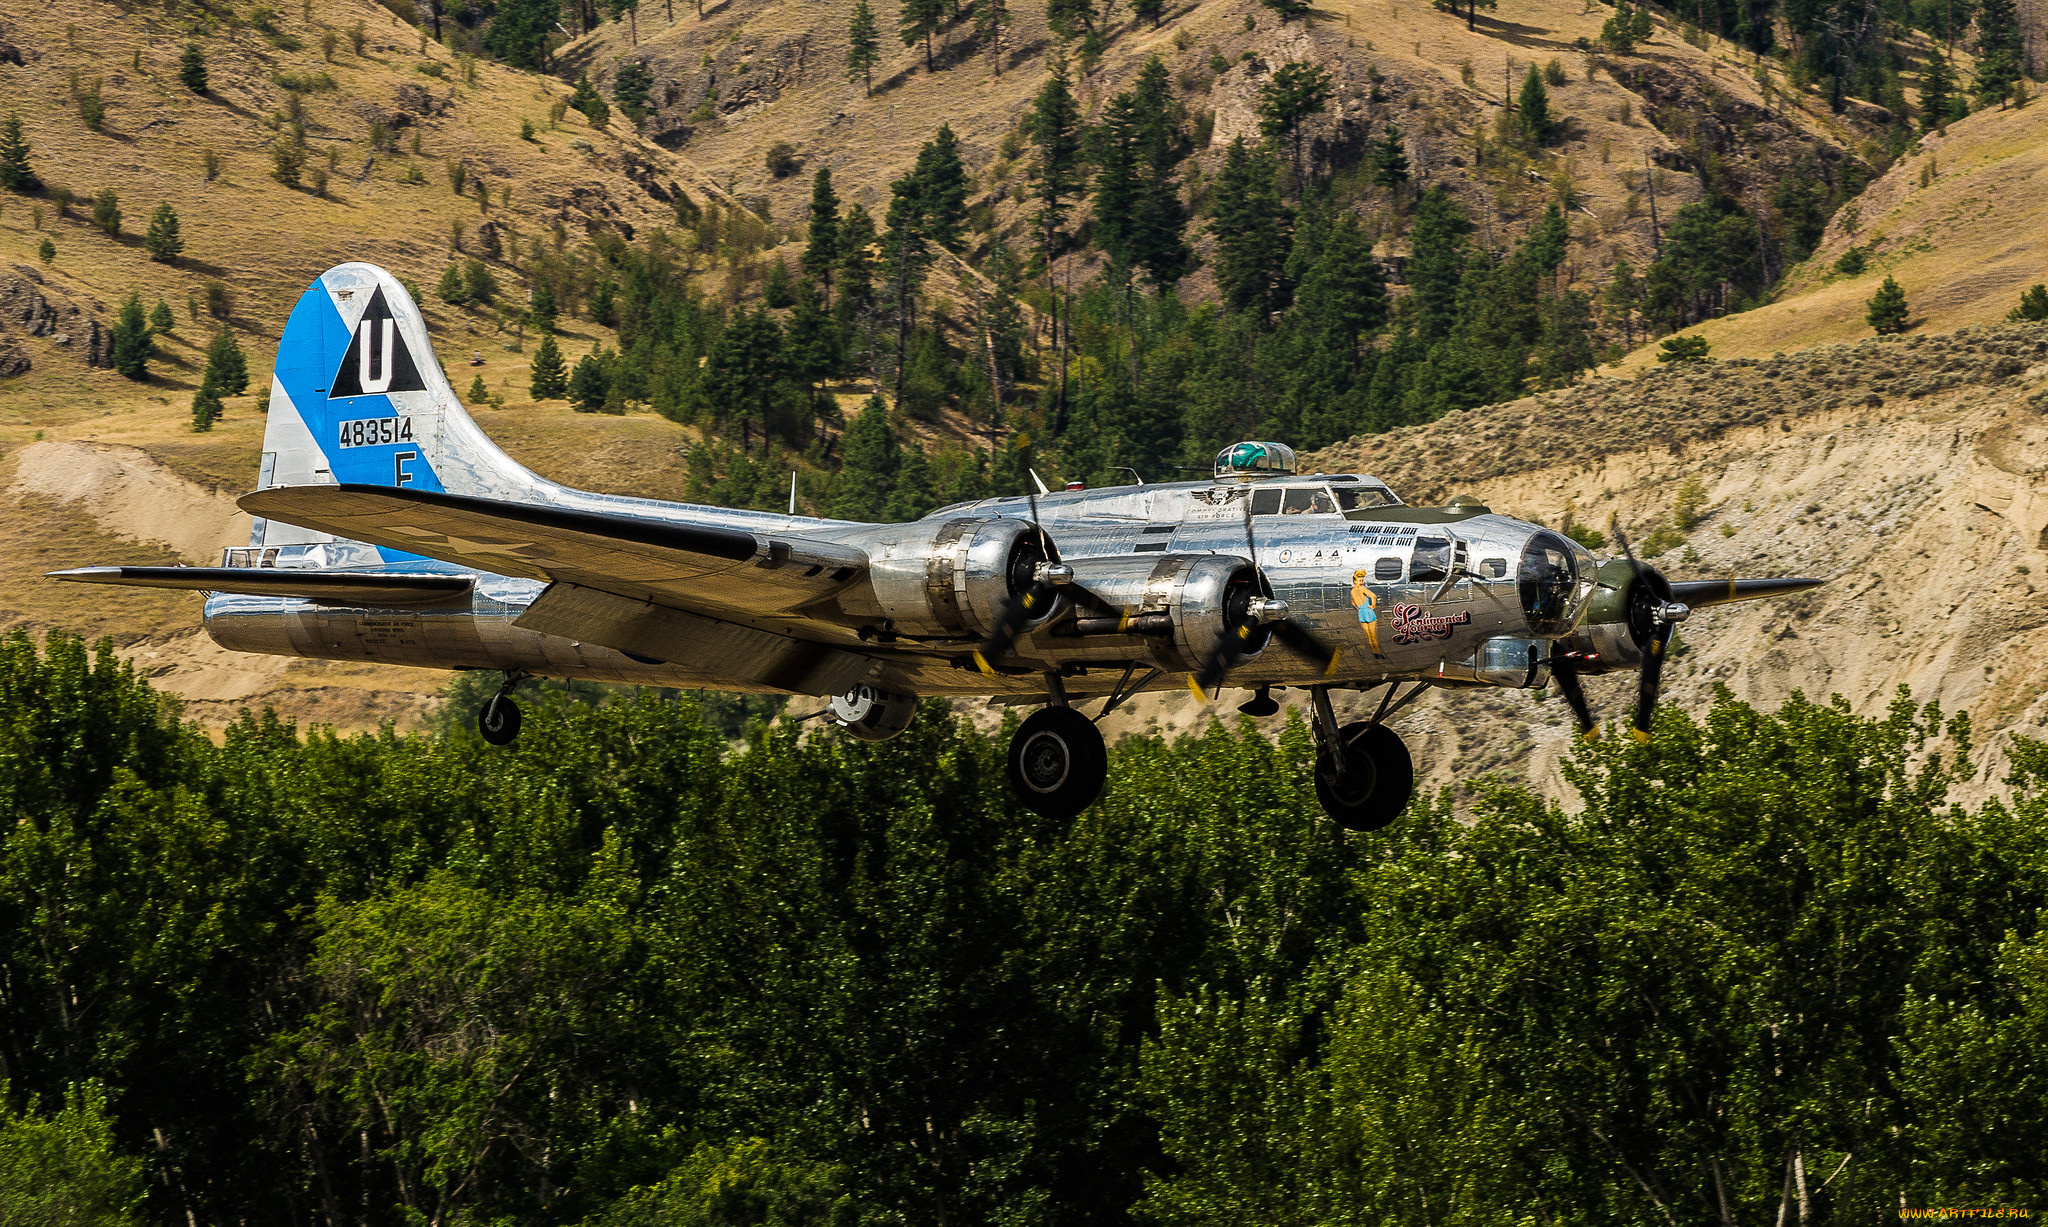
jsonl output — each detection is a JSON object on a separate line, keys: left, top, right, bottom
{"left": 0, "top": 1081, "right": 145, "bottom": 1225}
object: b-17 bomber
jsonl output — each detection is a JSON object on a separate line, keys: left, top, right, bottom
{"left": 54, "top": 263, "right": 1821, "bottom": 826}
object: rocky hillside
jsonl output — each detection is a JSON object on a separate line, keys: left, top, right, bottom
{"left": 559, "top": 0, "right": 1908, "bottom": 297}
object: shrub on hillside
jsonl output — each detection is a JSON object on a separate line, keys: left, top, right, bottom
{"left": 91, "top": 189, "right": 120, "bottom": 237}
{"left": 180, "top": 43, "right": 208, "bottom": 93}
{"left": 144, "top": 203, "right": 183, "bottom": 263}
{"left": 2007, "top": 284, "right": 2048, "bottom": 322}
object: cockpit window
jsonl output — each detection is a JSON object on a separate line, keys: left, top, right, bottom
{"left": 1480, "top": 557, "right": 1507, "bottom": 578}
{"left": 1519, "top": 531, "right": 1580, "bottom": 635}
{"left": 1281, "top": 488, "right": 1338, "bottom": 515}
{"left": 1336, "top": 486, "right": 1396, "bottom": 512}
{"left": 1411, "top": 537, "right": 1453, "bottom": 584}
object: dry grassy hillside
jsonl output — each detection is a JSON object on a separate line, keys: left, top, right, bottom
{"left": 562, "top": 0, "right": 1902, "bottom": 294}
{"left": 1612, "top": 95, "right": 2048, "bottom": 364}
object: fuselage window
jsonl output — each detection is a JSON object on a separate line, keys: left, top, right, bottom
{"left": 1282, "top": 487, "right": 1338, "bottom": 515}
{"left": 1250, "top": 487, "right": 1284, "bottom": 516}
{"left": 1374, "top": 556, "right": 1404, "bottom": 580}
{"left": 1336, "top": 487, "right": 1396, "bottom": 512}
{"left": 1480, "top": 557, "right": 1507, "bottom": 578}
{"left": 1411, "top": 537, "right": 1452, "bottom": 584}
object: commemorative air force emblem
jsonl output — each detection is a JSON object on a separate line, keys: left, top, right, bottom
{"left": 329, "top": 286, "right": 428, "bottom": 398}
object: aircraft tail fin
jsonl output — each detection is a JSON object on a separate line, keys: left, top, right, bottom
{"left": 254, "top": 262, "right": 554, "bottom": 547}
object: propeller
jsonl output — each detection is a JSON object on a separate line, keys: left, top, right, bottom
{"left": 1605, "top": 518, "right": 1692, "bottom": 741}
{"left": 971, "top": 487, "right": 1121, "bottom": 676}
{"left": 1549, "top": 656, "right": 1598, "bottom": 738}
{"left": 1189, "top": 490, "right": 1340, "bottom": 700}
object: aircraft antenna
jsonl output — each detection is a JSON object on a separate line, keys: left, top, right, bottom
{"left": 789, "top": 471, "right": 798, "bottom": 516}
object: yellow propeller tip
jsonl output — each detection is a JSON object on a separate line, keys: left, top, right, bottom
{"left": 1628, "top": 728, "right": 1651, "bottom": 744}
{"left": 972, "top": 652, "right": 995, "bottom": 678}
{"left": 1186, "top": 676, "right": 1209, "bottom": 702}
{"left": 1323, "top": 649, "right": 1342, "bottom": 677}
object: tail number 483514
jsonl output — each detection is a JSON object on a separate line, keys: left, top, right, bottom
{"left": 337, "top": 416, "right": 416, "bottom": 449}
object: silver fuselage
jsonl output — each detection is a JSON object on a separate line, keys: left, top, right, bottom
{"left": 204, "top": 474, "right": 1591, "bottom": 702}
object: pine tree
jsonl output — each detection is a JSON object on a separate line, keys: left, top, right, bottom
{"left": 484, "top": 0, "right": 560, "bottom": 69}
{"left": 701, "top": 307, "right": 792, "bottom": 449}
{"left": 0, "top": 113, "right": 39, "bottom": 192}
{"left": 1516, "top": 64, "right": 1553, "bottom": 146}
{"left": 205, "top": 327, "right": 249, "bottom": 395}
{"left": 570, "top": 73, "right": 610, "bottom": 127}
{"left": 92, "top": 189, "right": 121, "bottom": 238}
{"left": 2008, "top": 283, "right": 2048, "bottom": 322}
{"left": 1971, "top": 0, "right": 2023, "bottom": 108}
{"left": 1106, "top": 55, "right": 1193, "bottom": 287}
{"left": 1131, "top": 0, "right": 1163, "bottom": 24}
{"left": 144, "top": 202, "right": 184, "bottom": 263}
{"left": 883, "top": 442, "right": 939, "bottom": 520}
{"left": 804, "top": 168, "right": 842, "bottom": 305}
{"left": 836, "top": 204, "right": 878, "bottom": 328}
{"left": 830, "top": 395, "right": 899, "bottom": 520}
{"left": 847, "top": 0, "right": 881, "bottom": 95}
{"left": 150, "top": 299, "right": 176, "bottom": 336}
{"left": 110, "top": 292, "right": 152, "bottom": 380}
{"left": 1045, "top": 0, "right": 1097, "bottom": 38}
{"left": 1090, "top": 92, "right": 1147, "bottom": 280}
{"left": 975, "top": 0, "right": 1012, "bottom": 75}
{"left": 179, "top": 43, "right": 209, "bottom": 94}
{"left": 437, "top": 262, "right": 470, "bottom": 304}
{"left": 1919, "top": 52, "right": 1957, "bottom": 130}
{"left": 1029, "top": 51, "right": 1085, "bottom": 262}
{"left": 910, "top": 124, "right": 970, "bottom": 252}
{"left": 786, "top": 280, "right": 844, "bottom": 408}
{"left": 881, "top": 169, "right": 937, "bottom": 404}
{"left": 1208, "top": 138, "right": 1293, "bottom": 320}
{"left": 568, "top": 352, "right": 611, "bottom": 412}
{"left": 1407, "top": 185, "right": 1473, "bottom": 341}
{"left": 1867, "top": 275, "right": 1909, "bottom": 334}
{"left": 1257, "top": 61, "right": 1334, "bottom": 188}
{"left": 467, "top": 373, "right": 491, "bottom": 403}
{"left": 1369, "top": 124, "right": 1411, "bottom": 199}
{"left": 613, "top": 61, "right": 655, "bottom": 121}
{"left": 529, "top": 280, "right": 558, "bottom": 332}
{"left": 529, "top": 333, "right": 568, "bottom": 399}
{"left": 1603, "top": 256, "right": 1640, "bottom": 348}
{"left": 899, "top": 0, "right": 946, "bottom": 72}
{"left": 190, "top": 375, "right": 224, "bottom": 432}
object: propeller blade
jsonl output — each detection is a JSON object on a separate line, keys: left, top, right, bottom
{"left": 1667, "top": 577, "right": 1824, "bottom": 608}
{"left": 1550, "top": 656, "right": 1598, "bottom": 738}
{"left": 1631, "top": 620, "right": 1677, "bottom": 740}
{"left": 1271, "top": 619, "right": 1341, "bottom": 678}
{"left": 972, "top": 578, "right": 1058, "bottom": 675}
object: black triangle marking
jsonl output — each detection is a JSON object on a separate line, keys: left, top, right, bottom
{"left": 329, "top": 285, "right": 427, "bottom": 398}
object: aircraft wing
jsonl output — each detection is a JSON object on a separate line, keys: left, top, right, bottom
{"left": 237, "top": 484, "right": 867, "bottom": 619}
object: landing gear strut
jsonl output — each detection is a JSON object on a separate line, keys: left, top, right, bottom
{"left": 1007, "top": 676, "right": 1107, "bottom": 819}
{"left": 1309, "top": 685, "right": 1414, "bottom": 831}
{"left": 478, "top": 670, "right": 528, "bottom": 746}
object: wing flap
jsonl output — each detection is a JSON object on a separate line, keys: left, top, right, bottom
{"left": 237, "top": 484, "right": 866, "bottom": 616}
{"left": 516, "top": 582, "right": 880, "bottom": 696}
{"left": 49, "top": 566, "right": 474, "bottom": 607}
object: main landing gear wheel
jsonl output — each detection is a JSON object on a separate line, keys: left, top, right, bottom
{"left": 1315, "top": 722, "right": 1414, "bottom": 832}
{"left": 478, "top": 693, "right": 523, "bottom": 745}
{"left": 1007, "top": 706, "right": 1108, "bottom": 820}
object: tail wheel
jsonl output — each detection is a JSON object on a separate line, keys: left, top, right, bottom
{"left": 479, "top": 694, "right": 523, "bottom": 746}
{"left": 1007, "top": 706, "right": 1108, "bottom": 820}
{"left": 1315, "top": 722, "right": 1413, "bottom": 832}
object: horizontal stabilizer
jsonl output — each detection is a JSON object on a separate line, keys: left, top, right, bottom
{"left": 1668, "top": 577, "right": 1824, "bottom": 608}
{"left": 48, "top": 566, "right": 474, "bottom": 607}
